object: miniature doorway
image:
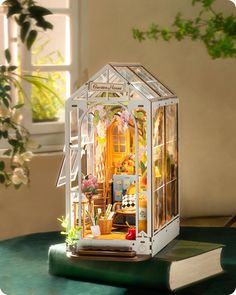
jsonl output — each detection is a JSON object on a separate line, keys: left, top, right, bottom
{"left": 107, "top": 120, "right": 135, "bottom": 175}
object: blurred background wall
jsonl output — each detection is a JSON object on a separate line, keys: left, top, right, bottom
{"left": 0, "top": 0, "right": 235, "bottom": 239}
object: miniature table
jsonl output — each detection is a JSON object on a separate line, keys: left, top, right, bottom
{"left": 113, "top": 209, "right": 136, "bottom": 228}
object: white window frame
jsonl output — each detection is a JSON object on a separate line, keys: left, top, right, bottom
{"left": 0, "top": 0, "right": 88, "bottom": 152}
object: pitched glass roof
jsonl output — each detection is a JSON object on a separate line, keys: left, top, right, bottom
{"left": 72, "top": 63, "right": 175, "bottom": 101}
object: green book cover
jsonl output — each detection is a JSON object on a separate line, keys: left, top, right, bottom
{"left": 156, "top": 240, "right": 224, "bottom": 261}
{"left": 49, "top": 240, "right": 224, "bottom": 291}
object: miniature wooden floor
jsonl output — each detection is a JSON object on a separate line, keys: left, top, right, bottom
{"left": 84, "top": 231, "right": 127, "bottom": 240}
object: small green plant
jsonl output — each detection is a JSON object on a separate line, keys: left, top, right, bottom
{"left": 57, "top": 216, "right": 82, "bottom": 248}
{"left": 125, "top": 221, "right": 135, "bottom": 228}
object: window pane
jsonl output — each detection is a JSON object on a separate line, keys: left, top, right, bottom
{"left": 130, "top": 66, "right": 173, "bottom": 97}
{"left": 153, "top": 146, "right": 164, "bottom": 190}
{"left": 119, "top": 136, "right": 125, "bottom": 144}
{"left": 166, "top": 104, "right": 177, "bottom": 142}
{"left": 112, "top": 126, "right": 118, "bottom": 135}
{"left": 133, "top": 108, "right": 147, "bottom": 192}
{"left": 166, "top": 180, "right": 178, "bottom": 221}
{"left": 32, "top": 15, "right": 70, "bottom": 65}
{"left": 153, "top": 106, "right": 164, "bottom": 146}
{"left": 120, "top": 145, "right": 125, "bottom": 152}
{"left": 113, "top": 145, "right": 118, "bottom": 152}
{"left": 0, "top": 15, "right": 6, "bottom": 64}
{"left": 36, "top": 0, "right": 69, "bottom": 8}
{"left": 153, "top": 187, "right": 165, "bottom": 231}
{"left": 112, "top": 136, "right": 118, "bottom": 144}
{"left": 166, "top": 141, "right": 178, "bottom": 182}
{"left": 31, "top": 71, "right": 69, "bottom": 122}
{"left": 115, "top": 66, "right": 157, "bottom": 99}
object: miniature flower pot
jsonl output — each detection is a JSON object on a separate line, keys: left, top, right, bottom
{"left": 68, "top": 244, "right": 78, "bottom": 255}
{"left": 98, "top": 219, "right": 112, "bottom": 235}
{"left": 125, "top": 228, "right": 136, "bottom": 240}
{"left": 91, "top": 225, "right": 101, "bottom": 237}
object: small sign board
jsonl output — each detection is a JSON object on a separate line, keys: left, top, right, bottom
{"left": 89, "top": 82, "right": 126, "bottom": 92}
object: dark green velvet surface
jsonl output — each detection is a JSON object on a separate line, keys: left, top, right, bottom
{"left": 0, "top": 227, "right": 235, "bottom": 295}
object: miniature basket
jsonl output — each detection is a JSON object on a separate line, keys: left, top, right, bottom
{"left": 98, "top": 219, "right": 113, "bottom": 235}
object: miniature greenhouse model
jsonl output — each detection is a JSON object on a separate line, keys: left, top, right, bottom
{"left": 57, "top": 63, "right": 179, "bottom": 257}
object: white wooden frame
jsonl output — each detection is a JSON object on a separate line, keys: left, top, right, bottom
{"left": 62, "top": 64, "right": 180, "bottom": 256}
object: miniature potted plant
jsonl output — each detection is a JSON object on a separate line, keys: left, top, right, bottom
{"left": 57, "top": 216, "right": 82, "bottom": 254}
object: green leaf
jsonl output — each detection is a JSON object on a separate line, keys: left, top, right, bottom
{"left": 8, "top": 139, "right": 18, "bottom": 147}
{"left": 20, "top": 21, "right": 30, "bottom": 43}
{"left": 26, "top": 30, "right": 38, "bottom": 50}
{"left": 3, "top": 98, "right": 9, "bottom": 108}
{"left": 3, "top": 149, "right": 12, "bottom": 156}
{"left": 132, "top": 28, "right": 145, "bottom": 42}
{"left": 2, "top": 131, "right": 8, "bottom": 138}
{"left": 203, "top": 0, "right": 215, "bottom": 8}
{"left": 8, "top": 65, "right": 17, "bottom": 72}
{"left": 19, "top": 13, "right": 27, "bottom": 25}
{"left": 139, "top": 161, "right": 146, "bottom": 174}
{"left": 37, "top": 20, "right": 53, "bottom": 30}
{"left": 0, "top": 66, "right": 7, "bottom": 73}
{"left": 7, "top": 3, "right": 22, "bottom": 18}
{"left": 0, "top": 161, "right": 5, "bottom": 171}
{"left": 4, "top": 85, "right": 11, "bottom": 91}
{"left": 29, "top": 6, "right": 52, "bottom": 17}
{"left": 0, "top": 173, "right": 5, "bottom": 183}
{"left": 5, "top": 49, "right": 11, "bottom": 63}
{"left": 13, "top": 103, "right": 24, "bottom": 109}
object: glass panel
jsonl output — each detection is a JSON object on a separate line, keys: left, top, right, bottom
{"left": 153, "top": 187, "right": 165, "bottom": 231}
{"left": 166, "top": 180, "right": 178, "bottom": 221}
{"left": 153, "top": 107, "right": 164, "bottom": 146}
{"left": 166, "top": 141, "right": 178, "bottom": 182}
{"left": 166, "top": 104, "right": 177, "bottom": 142}
{"left": 129, "top": 90, "right": 142, "bottom": 100}
{"left": 115, "top": 66, "right": 156, "bottom": 99}
{"left": 120, "top": 145, "right": 125, "bottom": 152}
{"left": 93, "top": 71, "right": 108, "bottom": 83}
{"left": 112, "top": 136, "right": 118, "bottom": 144}
{"left": 31, "top": 71, "right": 68, "bottom": 122}
{"left": 133, "top": 108, "right": 147, "bottom": 192}
{"left": 108, "top": 70, "right": 125, "bottom": 84}
{"left": 112, "top": 126, "right": 118, "bottom": 135}
{"left": 36, "top": 0, "right": 69, "bottom": 8}
{"left": 120, "top": 136, "right": 125, "bottom": 144}
{"left": 56, "top": 149, "right": 78, "bottom": 187}
{"left": 56, "top": 154, "right": 66, "bottom": 187}
{"left": 32, "top": 15, "right": 70, "bottom": 65}
{"left": 153, "top": 146, "right": 164, "bottom": 190}
{"left": 113, "top": 145, "right": 118, "bottom": 152}
{"left": 130, "top": 66, "right": 173, "bottom": 97}
{"left": 80, "top": 113, "right": 95, "bottom": 176}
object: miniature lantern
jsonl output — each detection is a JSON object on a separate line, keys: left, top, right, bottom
{"left": 57, "top": 63, "right": 179, "bottom": 257}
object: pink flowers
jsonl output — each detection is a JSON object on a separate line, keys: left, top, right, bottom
{"left": 81, "top": 174, "right": 98, "bottom": 195}
{"left": 116, "top": 109, "right": 130, "bottom": 133}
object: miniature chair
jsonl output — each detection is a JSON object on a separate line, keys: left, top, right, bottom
{"left": 112, "top": 193, "right": 136, "bottom": 228}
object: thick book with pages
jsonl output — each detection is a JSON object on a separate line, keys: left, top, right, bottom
{"left": 48, "top": 240, "right": 224, "bottom": 291}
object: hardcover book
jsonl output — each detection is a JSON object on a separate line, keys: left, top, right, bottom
{"left": 49, "top": 240, "right": 224, "bottom": 291}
